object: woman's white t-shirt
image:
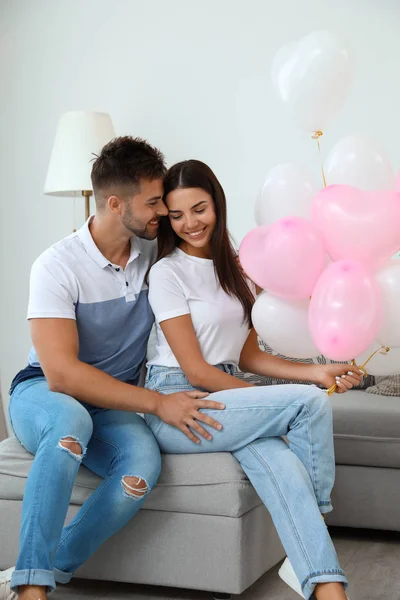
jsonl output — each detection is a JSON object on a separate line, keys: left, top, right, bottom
{"left": 147, "top": 248, "right": 254, "bottom": 368}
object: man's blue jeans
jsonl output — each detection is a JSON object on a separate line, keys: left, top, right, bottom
{"left": 8, "top": 377, "right": 161, "bottom": 592}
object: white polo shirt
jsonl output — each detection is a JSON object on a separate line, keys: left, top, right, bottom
{"left": 23, "top": 218, "right": 156, "bottom": 383}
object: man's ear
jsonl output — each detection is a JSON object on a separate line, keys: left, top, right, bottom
{"left": 107, "top": 195, "right": 123, "bottom": 214}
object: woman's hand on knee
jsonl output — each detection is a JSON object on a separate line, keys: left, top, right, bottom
{"left": 155, "top": 391, "right": 225, "bottom": 444}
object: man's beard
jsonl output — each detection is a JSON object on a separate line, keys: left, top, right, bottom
{"left": 124, "top": 222, "right": 157, "bottom": 240}
{"left": 122, "top": 208, "right": 158, "bottom": 240}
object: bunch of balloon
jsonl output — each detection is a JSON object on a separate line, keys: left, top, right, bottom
{"left": 242, "top": 31, "right": 400, "bottom": 392}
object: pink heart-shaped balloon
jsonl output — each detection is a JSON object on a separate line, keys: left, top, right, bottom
{"left": 312, "top": 185, "right": 400, "bottom": 270}
{"left": 309, "top": 259, "right": 383, "bottom": 361}
{"left": 239, "top": 217, "right": 325, "bottom": 299}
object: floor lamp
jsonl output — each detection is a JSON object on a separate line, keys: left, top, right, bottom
{"left": 44, "top": 111, "right": 115, "bottom": 222}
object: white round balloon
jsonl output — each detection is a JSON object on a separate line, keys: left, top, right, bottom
{"left": 271, "top": 30, "right": 354, "bottom": 132}
{"left": 375, "top": 260, "right": 400, "bottom": 347}
{"left": 356, "top": 341, "right": 400, "bottom": 376}
{"left": 324, "top": 134, "right": 395, "bottom": 190}
{"left": 255, "top": 163, "right": 318, "bottom": 226}
{"left": 252, "top": 292, "right": 319, "bottom": 359}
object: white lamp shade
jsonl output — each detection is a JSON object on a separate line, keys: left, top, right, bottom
{"left": 44, "top": 111, "right": 115, "bottom": 196}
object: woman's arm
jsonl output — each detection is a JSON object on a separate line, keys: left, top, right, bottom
{"left": 160, "top": 315, "right": 253, "bottom": 392}
{"left": 239, "top": 330, "right": 363, "bottom": 392}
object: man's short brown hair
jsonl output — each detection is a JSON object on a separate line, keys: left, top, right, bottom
{"left": 91, "top": 136, "right": 166, "bottom": 207}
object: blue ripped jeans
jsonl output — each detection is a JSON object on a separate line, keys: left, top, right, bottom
{"left": 145, "top": 365, "right": 347, "bottom": 600}
{"left": 8, "top": 377, "right": 161, "bottom": 593}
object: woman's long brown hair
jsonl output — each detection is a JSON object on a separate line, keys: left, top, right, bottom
{"left": 156, "top": 160, "right": 254, "bottom": 324}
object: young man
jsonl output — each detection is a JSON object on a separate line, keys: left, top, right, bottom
{"left": 0, "top": 137, "right": 224, "bottom": 600}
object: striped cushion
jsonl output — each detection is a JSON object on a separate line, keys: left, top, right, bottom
{"left": 366, "top": 375, "right": 400, "bottom": 396}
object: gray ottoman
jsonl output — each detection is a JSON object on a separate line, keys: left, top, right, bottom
{"left": 0, "top": 439, "right": 284, "bottom": 595}
{"left": 0, "top": 389, "right": 399, "bottom": 595}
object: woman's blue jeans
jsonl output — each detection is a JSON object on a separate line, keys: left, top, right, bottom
{"left": 145, "top": 365, "right": 348, "bottom": 600}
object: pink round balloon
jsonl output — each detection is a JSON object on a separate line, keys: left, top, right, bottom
{"left": 309, "top": 259, "right": 382, "bottom": 361}
{"left": 312, "top": 185, "right": 400, "bottom": 271}
{"left": 239, "top": 217, "right": 325, "bottom": 299}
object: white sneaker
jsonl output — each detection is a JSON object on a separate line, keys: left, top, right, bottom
{"left": 279, "top": 558, "right": 305, "bottom": 598}
{"left": 0, "top": 568, "right": 16, "bottom": 600}
{"left": 279, "top": 558, "right": 350, "bottom": 599}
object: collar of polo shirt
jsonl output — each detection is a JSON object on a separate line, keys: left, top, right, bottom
{"left": 78, "top": 217, "right": 142, "bottom": 269}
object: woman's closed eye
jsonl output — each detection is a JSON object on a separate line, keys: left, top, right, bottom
{"left": 170, "top": 209, "right": 206, "bottom": 221}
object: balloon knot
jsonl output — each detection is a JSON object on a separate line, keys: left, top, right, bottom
{"left": 311, "top": 130, "right": 324, "bottom": 140}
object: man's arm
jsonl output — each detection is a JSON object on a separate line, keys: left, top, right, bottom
{"left": 31, "top": 318, "right": 161, "bottom": 413}
{"left": 31, "top": 318, "right": 225, "bottom": 442}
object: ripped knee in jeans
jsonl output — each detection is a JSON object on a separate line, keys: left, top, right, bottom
{"left": 58, "top": 436, "right": 86, "bottom": 462}
{"left": 121, "top": 475, "right": 149, "bottom": 500}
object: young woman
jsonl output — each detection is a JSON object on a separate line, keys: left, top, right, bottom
{"left": 145, "top": 160, "right": 360, "bottom": 600}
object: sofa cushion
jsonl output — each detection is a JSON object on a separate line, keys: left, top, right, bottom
{"left": 332, "top": 390, "right": 400, "bottom": 468}
{"left": 366, "top": 374, "right": 400, "bottom": 397}
{"left": 0, "top": 437, "right": 261, "bottom": 518}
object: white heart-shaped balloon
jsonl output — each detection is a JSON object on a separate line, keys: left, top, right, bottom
{"left": 255, "top": 163, "right": 318, "bottom": 226}
{"left": 271, "top": 30, "right": 354, "bottom": 132}
{"left": 252, "top": 292, "right": 319, "bottom": 359}
{"left": 324, "top": 134, "right": 395, "bottom": 191}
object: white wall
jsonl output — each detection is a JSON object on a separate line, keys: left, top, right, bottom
{"left": 1, "top": 0, "right": 400, "bottom": 420}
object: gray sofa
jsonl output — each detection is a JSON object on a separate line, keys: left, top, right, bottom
{"left": 1, "top": 388, "right": 400, "bottom": 597}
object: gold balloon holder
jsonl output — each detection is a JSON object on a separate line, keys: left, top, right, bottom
{"left": 326, "top": 345, "right": 391, "bottom": 396}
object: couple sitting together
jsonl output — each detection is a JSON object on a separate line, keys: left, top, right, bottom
{"left": 1, "top": 137, "right": 362, "bottom": 600}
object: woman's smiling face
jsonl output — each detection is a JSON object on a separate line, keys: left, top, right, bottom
{"left": 165, "top": 187, "right": 216, "bottom": 253}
